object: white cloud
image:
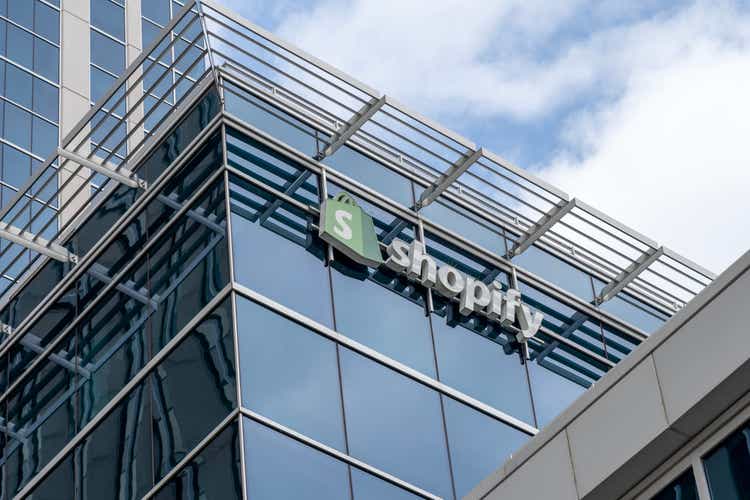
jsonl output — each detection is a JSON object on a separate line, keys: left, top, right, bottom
{"left": 542, "top": 32, "right": 750, "bottom": 273}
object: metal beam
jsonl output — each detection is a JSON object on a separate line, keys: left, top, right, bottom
{"left": 416, "top": 147, "right": 484, "bottom": 209}
{"left": 157, "top": 193, "right": 225, "bottom": 234}
{"left": 534, "top": 312, "right": 588, "bottom": 363}
{"left": 88, "top": 263, "right": 157, "bottom": 309}
{"left": 0, "top": 222, "right": 77, "bottom": 263}
{"left": 57, "top": 148, "right": 146, "bottom": 190}
{"left": 316, "top": 95, "right": 386, "bottom": 160}
{"left": 508, "top": 199, "right": 577, "bottom": 258}
{"left": 597, "top": 247, "right": 665, "bottom": 304}
{"left": 1, "top": 324, "right": 90, "bottom": 378}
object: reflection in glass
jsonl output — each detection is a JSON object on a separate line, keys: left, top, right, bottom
{"left": 350, "top": 467, "right": 421, "bottom": 500}
{"left": 703, "top": 419, "right": 750, "bottom": 500}
{"left": 650, "top": 469, "right": 699, "bottom": 500}
{"left": 340, "top": 348, "right": 453, "bottom": 499}
{"left": 513, "top": 245, "right": 594, "bottom": 302}
{"left": 236, "top": 295, "right": 346, "bottom": 451}
{"left": 244, "top": 417, "right": 350, "bottom": 500}
{"left": 432, "top": 315, "right": 534, "bottom": 424}
{"left": 443, "top": 397, "right": 529, "bottom": 498}
{"left": 422, "top": 199, "right": 506, "bottom": 255}
{"left": 527, "top": 359, "right": 586, "bottom": 428}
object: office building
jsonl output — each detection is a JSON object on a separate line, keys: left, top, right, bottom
{"left": 0, "top": 1, "right": 734, "bottom": 499}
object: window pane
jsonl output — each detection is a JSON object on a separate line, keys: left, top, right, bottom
{"left": 7, "top": 0, "right": 33, "bottom": 30}
{"left": 7, "top": 24, "right": 33, "bottom": 69}
{"left": 243, "top": 417, "right": 350, "bottom": 500}
{"left": 5, "top": 63, "right": 32, "bottom": 108}
{"left": 142, "top": 0, "right": 171, "bottom": 26}
{"left": 33, "top": 36, "right": 58, "bottom": 82}
{"left": 325, "top": 145, "right": 414, "bottom": 207}
{"left": 350, "top": 468, "right": 421, "bottom": 500}
{"left": 236, "top": 295, "right": 346, "bottom": 451}
{"left": 513, "top": 245, "right": 594, "bottom": 302}
{"left": 92, "top": 0, "right": 125, "bottom": 41}
{"left": 32, "top": 76, "right": 58, "bottom": 121}
{"left": 331, "top": 262, "right": 436, "bottom": 378}
{"left": 443, "top": 397, "right": 529, "bottom": 498}
{"left": 229, "top": 175, "right": 332, "bottom": 327}
{"left": 422, "top": 198, "right": 506, "bottom": 254}
{"left": 32, "top": 116, "right": 57, "bottom": 158}
{"left": 433, "top": 314, "right": 534, "bottom": 424}
{"left": 651, "top": 469, "right": 699, "bottom": 500}
{"left": 34, "top": 1, "right": 60, "bottom": 42}
{"left": 704, "top": 419, "right": 750, "bottom": 500}
{"left": 340, "top": 348, "right": 453, "bottom": 499}
{"left": 154, "top": 422, "right": 243, "bottom": 500}
{"left": 599, "top": 289, "right": 668, "bottom": 334}
{"left": 4, "top": 102, "right": 31, "bottom": 150}
{"left": 527, "top": 359, "right": 586, "bottom": 428}
{"left": 90, "top": 30, "right": 125, "bottom": 75}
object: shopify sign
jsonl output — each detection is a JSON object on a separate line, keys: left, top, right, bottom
{"left": 320, "top": 193, "right": 543, "bottom": 343}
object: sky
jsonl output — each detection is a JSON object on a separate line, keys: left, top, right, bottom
{"left": 220, "top": 0, "right": 750, "bottom": 274}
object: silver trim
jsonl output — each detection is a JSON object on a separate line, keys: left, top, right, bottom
{"left": 598, "top": 247, "right": 665, "bottom": 304}
{"left": 318, "top": 95, "right": 386, "bottom": 159}
{"left": 417, "top": 147, "right": 484, "bottom": 209}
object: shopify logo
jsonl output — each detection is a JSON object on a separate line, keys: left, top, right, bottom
{"left": 385, "top": 239, "right": 543, "bottom": 343}
{"left": 320, "top": 193, "right": 383, "bottom": 267}
{"left": 320, "top": 193, "right": 543, "bottom": 342}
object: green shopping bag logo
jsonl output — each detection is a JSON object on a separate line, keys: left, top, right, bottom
{"left": 319, "top": 192, "right": 383, "bottom": 267}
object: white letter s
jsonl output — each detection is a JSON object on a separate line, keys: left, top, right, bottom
{"left": 333, "top": 209, "right": 353, "bottom": 240}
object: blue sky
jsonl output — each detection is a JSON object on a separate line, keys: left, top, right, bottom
{"left": 218, "top": 0, "right": 750, "bottom": 273}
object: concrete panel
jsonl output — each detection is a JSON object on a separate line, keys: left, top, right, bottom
{"left": 60, "top": 88, "right": 89, "bottom": 138}
{"left": 567, "top": 356, "right": 668, "bottom": 497}
{"left": 61, "top": 0, "right": 89, "bottom": 23}
{"left": 654, "top": 268, "right": 750, "bottom": 430}
{"left": 481, "top": 431, "right": 578, "bottom": 500}
{"left": 61, "top": 11, "right": 90, "bottom": 100}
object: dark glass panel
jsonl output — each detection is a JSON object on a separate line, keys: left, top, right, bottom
{"left": 331, "top": 259, "right": 434, "bottom": 377}
{"left": 17, "top": 452, "right": 74, "bottom": 500}
{"left": 76, "top": 381, "right": 153, "bottom": 499}
{"left": 513, "top": 245, "right": 594, "bottom": 302}
{"left": 151, "top": 298, "right": 236, "bottom": 481}
{"left": 340, "top": 348, "right": 453, "bottom": 499}
{"left": 444, "top": 397, "right": 529, "bottom": 498}
{"left": 432, "top": 313, "right": 534, "bottom": 423}
{"left": 704, "top": 419, "right": 750, "bottom": 500}
{"left": 229, "top": 175, "right": 332, "bottom": 327}
{"left": 243, "top": 417, "right": 350, "bottom": 500}
{"left": 651, "top": 469, "right": 699, "bottom": 500}
{"left": 154, "top": 422, "right": 243, "bottom": 500}
{"left": 601, "top": 321, "right": 639, "bottom": 363}
{"left": 350, "top": 467, "right": 421, "bottom": 500}
{"left": 422, "top": 198, "right": 506, "bottom": 254}
{"left": 325, "top": 145, "right": 414, "bottom": 207}
{"left": 424, "top": 230, "right": 508, "bottom": 289}
{"left": 224, "top": 82, "right": 321, "bottom": 157}
{"left": 236, "top": 296, "right": 345, "bottom": 451}
{"left": 527, "top": 358, "right": 586, "bottom": 428}
{"left": 226, "top": 128, "right": 320, "bottom": 206}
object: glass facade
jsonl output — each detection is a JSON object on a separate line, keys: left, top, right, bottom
{"left": 703, "top": 419, "right": 750, "bottom": 500}
{"left": 650, "top": 469, "right": 699, "bottom": 500}
{"left": 0, "top": 2, "right": 712, "bottom": 499}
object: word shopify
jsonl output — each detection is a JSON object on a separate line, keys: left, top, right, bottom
{"left": 385, "top": 239, "right": 544, "bottom": 342}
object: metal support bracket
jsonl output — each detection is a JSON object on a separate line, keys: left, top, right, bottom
{"left": 597, "top": 247, "right": 665, "bottom": 304}
{"left": 57, "top": 148, "right": 147, "bottom": 190}
{"left": 416, "top": 147, "right": 484, "bottom": 209}
{"left": 316, "top": 95, "right": 386, "bottom": 160}
{"left": 507, "top": 198, "right": 576, "bottom": 258}
{"left": 0, "top": 222, "right": 78, "bottom": 263}
{"left": 1, "top": 323, "right": 90, "bottom": 378}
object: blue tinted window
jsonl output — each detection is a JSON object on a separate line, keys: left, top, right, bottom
{"left": 31, "top": 116, "right": 56, "bottom": 157}
{"left": 92, "top": 0, "right": 125, "bottom": 41}
{"left": 34, "top": 1, "right": 59, "bottom": 42}
{"left": 331, "top": 263, "right": 436, "bottom": 377}
{"left": 7, "top": 24, "right": 33, "bottom": 69}
{"left": 513, "top": 245, "right": 594, "bottom": 301}
{"left": 5, "top": 63, "right": 32, "bottom": 108}
{"left": 141, "top": 17, "right": 162, "bottom": 47}
{"left": 422, "top": 199, "right": 506, "bottom": 254}
{"left": 230, "top": 175, "right": 333, "bottom": 327}
{"left": 91, "top": 30, "right": 125, "bottom": 75}
{"left": 4, "top": 102, "right": 31, "bottom": 149}
{"left": 7, "top": 0, "right": 33, "bottom": 29}
{"left": 599, "top": 289, "right": 668, "bottom": 334}
{"left": 351, "top": 468, "right": 421, "bottom": 500}
{"left": 32, "top": 77, "right": 58, "bottom": 121}
{"left": 703, "top": 419, "right": 750, "bottom": 500}
{"left": 325, "top": 145, "right": 414, "bottom": 207}
{"left": 527, "top": 359, "right": 586, "bottom": 427}
{"left": 142, "top": 0, "right": 171, "bottom": 26}
{"left": 236, "top": 296, "right": 346, "bottom": 451}
{"left": 340, "top": 348, "right": 453, "bottom": 498}
{"left": 244, "top": 418, "right": 350, "bottom": 500}
{"left": 433, "top": 316, "right": 534, "bottom": 423}
{"left": 444, "top": 397, "right": 529, "bottom": 498}
{"left": 33, "top": 36, "right": 58, "bottom": 82}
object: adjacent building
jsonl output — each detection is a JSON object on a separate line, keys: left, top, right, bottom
{"left": 0, "top": 1, "right": 726, "bottom": 499}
